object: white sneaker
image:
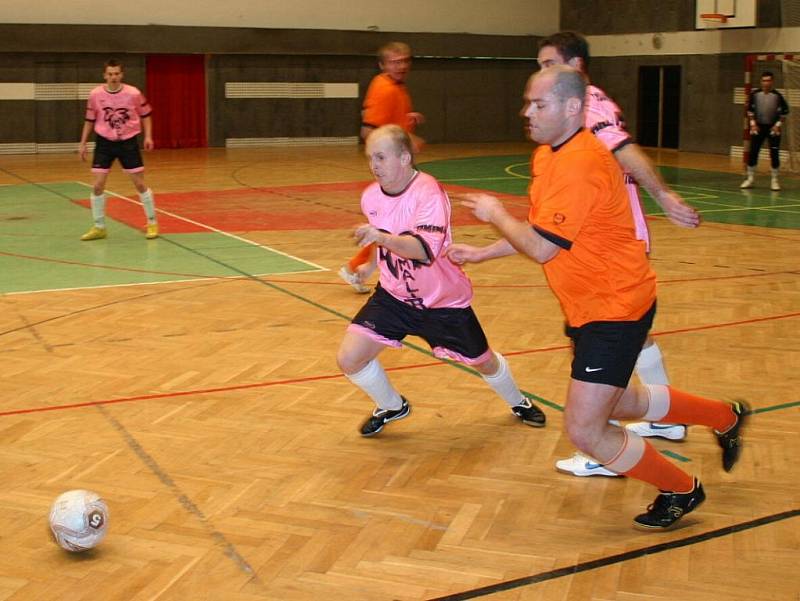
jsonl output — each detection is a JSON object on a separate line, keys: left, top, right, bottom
{"left": 338, "top": 266, "right": 370, "bottom": 294}
{"left": 740, "top": 176, "right": 754, "bottom": 189}
{"left": 771, "top": 178, "right": 780, "bottom": 191}
{"left": 555, "top": 453, "right": 619, "bottom": 477}
{"left": 625, "top": 422, "right": 686, "bottom": 441}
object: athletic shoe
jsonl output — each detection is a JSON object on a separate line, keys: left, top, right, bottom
{"left": 555, "top": 452, "right": 619, "bottom": 477}
{"left": 511, "top": 397, "right": 546, "bottom": 427}
{"left": 80, "top": 226, "right": 107, "bottom": 241}
{"left": 625, "top": 422, "right": 686, "bottom": 441}
{"left": 739, "top": 176, "right": 754, "bottom": 189}
{"left": 338, "top": 266, "right": 371, "bottom": 294}
{"left": 633, "top": 478, "right": 705, "bottom": 530}
{"left": 360, "top": 397, "right": 411, "bottom": 437}
{"left": 771, "top": 177, "right": 781, "bottom": 191}
{"left": 146, "top": 223, "right": 159, "bottom": 239}
{"left": 715, "top": 400, "right": 750, "bottom": 472}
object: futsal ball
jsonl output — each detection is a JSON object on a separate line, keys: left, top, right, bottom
{"left": 48, "top": 489, "right": 108, "bottom": 552}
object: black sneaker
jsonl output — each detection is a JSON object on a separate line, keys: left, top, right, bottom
{"left": 511, "top": 397, "right": 546, "bottom": 427}
{"left": 715, "top": 400, "right": 750, "bottom": 472}
{"left": 633, "top": 478, "right": 706, "bottom": 530}
{"left": 360, "top": 397, "right": 411, "bottom": 437}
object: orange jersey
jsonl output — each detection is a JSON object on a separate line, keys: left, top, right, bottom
{"left": 528, "top": 128, "right": 656, "bottom": 327}
{"left": 362, "top": 73, "right": 414, "bottom": 132}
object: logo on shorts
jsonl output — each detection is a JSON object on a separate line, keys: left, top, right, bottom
{"left": 553, "top": 213, "right": 566, "bottom": 225}
{"left": 363, "top": 320, "right": 376, "bottom": 330}
{"left": 584, "top": 366, "right": 603, "bottom": 372}
{"left": 369, "top": 210, "right": 377, "bottom": 216}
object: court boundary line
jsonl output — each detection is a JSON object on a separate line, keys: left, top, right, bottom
{"left": 3, "top": 308, "right": 797, "bottom": 418}
{"left": 75, "top": 180, "right": 329, "bottom": 271}
{"left": 425, "top": 509, "right": 800, "bottom": 601}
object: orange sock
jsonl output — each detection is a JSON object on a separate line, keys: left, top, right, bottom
{"left": 624, "top": 441, "right": 694, "bottom": 493}
{"left": 347, "top": 243, "right": 375, "bottom": 273}
{"left": 661, "top": 386, "right": 736, "bottom": 432}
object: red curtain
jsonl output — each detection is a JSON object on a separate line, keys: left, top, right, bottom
{"left": 145, "top": 54, "right": 207, "bottom": 148}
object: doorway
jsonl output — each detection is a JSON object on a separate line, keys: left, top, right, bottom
{"left": 637, "top": 65, "right": 681, "bottom": 149}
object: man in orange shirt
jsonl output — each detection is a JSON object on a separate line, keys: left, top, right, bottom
{"left": 340, "top": 42, "right": 424, "bottom": 293}
{"left": 447, "top": 66, "right": 748, "bottom": 530}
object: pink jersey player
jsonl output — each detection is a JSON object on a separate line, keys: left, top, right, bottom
{"left": 85, "top": 83, "right": 151, "bottom": 141}
{"left": 584, "top": 84, "right": 650, "bottom": 248}
{"left": 359, "top": 171, "right": 474, "bottom": 310}
{"left": 338, "top": 124, "right": 545, "bottom": 437}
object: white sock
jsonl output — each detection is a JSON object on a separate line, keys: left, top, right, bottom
{"left": 90, "top": 193, "right": 106, "bottom": 228}
{"left": 481, "top": 352, "right": 525, "bottom": 407}
{"left": 345, "top": 359, "right": 403, "bottom": 411}
{"left": 139, "top": 189, "right": 157, "bottom": 223}
{"left": 635, "top": 342, "right": 669, "bottom": 386}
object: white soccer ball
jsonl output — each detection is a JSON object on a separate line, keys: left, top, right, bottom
{"left": 48, "top": 489, "right": 108, "bottom": 552}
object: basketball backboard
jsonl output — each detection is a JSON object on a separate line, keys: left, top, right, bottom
{"left": 696, "top": 0, "right": 757, "bottom": 29}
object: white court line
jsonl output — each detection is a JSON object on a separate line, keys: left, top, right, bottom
{"left": 3, "top": 271, "right": 308, "bottom": 296}
{"left": 75, "top": 181, "right": 328, "bottom": 271}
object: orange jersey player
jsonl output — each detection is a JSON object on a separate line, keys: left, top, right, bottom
{"left": 340, "top": 42, "right": 425, "bottom": 294}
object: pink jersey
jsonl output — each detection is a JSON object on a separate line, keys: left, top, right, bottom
{"left": 85, "top": 84, "right": 151, "bottom": 141}
{"left": 361, "top": 171, "right": 473, "bottom": 310}
{"left": 585, "top": 84, "right": 649, "bottom": 248}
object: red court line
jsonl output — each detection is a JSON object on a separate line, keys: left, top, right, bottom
{"left": 656, "top": 269, "right": 800, "bottom": 285}
{"left": 698, "top": 220, "right": 800, "bottom": 242}
{"left": 70, "top": 182, "right": 529, "bottom": 233}
{"left": 3, "top": 311, "right": 797, "bottom": 419}
{"left": 0, "top": 361, "right": 444, "bottom": 418}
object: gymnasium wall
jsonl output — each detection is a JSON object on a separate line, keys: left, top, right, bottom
{"left": 560, "top": 0, "right": 790, "bottom": 155}
{"left": 0, "top": 0, "right": 793, "bottom": 155}
{"left": 0, "top": 24, "right": 538, "bottom": 151}
{"left": 560, "top": 0, "right": 781, "bottom": 34}
{"left": 0, "top": 0, "right": 558, "bottom": 37}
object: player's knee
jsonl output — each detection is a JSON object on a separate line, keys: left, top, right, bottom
{"left": 473, "top": 353, "right": 499, "bottom": 376}
{"left": 564, "top": 416, "right": 601, "bottom": 456}
{"left": 336, "top": 349, "right": 364, "bottom": 375}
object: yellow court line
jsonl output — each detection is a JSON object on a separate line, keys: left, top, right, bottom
{"left": 438, "top": 176, "right": 520, "bottom": 183}
{"left": 2, "top": 272, "right": 303, "bottom": 297}
{"left": 693, "top": 202, "right": 800, "bottom": 215}
{"left": 504, "top": 162, "right": 530, "bottom": 179}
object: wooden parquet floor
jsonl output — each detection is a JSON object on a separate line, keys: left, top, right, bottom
{"left": 0, "top": 145, "right": 798, "bottom": 600}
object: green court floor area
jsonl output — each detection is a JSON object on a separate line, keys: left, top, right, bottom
{"left": 420, "top": 155, "right": 800, "bottom": 229}
{"left": 0, "top": 182, "right": 320, "bottom": 294}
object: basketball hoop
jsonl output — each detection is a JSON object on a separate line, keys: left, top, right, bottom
{"left": 700, "top": 12, "right": 728, "bottom": 27}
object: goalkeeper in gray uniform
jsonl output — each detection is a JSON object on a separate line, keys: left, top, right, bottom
{"left": 741, "top": 71, "right": 789, "bottom": 191}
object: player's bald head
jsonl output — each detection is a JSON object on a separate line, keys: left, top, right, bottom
{"left": 367, "top": 124, "right": 414, "bottom": 157}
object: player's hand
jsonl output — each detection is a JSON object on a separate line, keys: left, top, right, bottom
{"left": 656, "top": 190, "right": 700, "bottom": 228}
{"left": 445, "top": 243, "right": 483, "bottom": 265}
{"left": 407, "top": 112, "right": 425, "bottom": 127}
{"left": 143, "top": 137, "right": 154, "bottom": 151}
{"left": 354, "top": 224, "right": 384, "bottom": 247}
{"left": 79, "top": 143, "right": 87, "bottom": 162}
{"left": 459, "top": 192, "right": 503, "bottom": 224}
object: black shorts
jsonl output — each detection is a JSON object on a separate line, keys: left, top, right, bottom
{"left": 565, "top": 302, "right": 656, "bottom": 388}
{"left": 92, "top": 134, "right": 144, "bottom": 173}
{"left": 349, "top": 285, "right": 492, "bottom": 365}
